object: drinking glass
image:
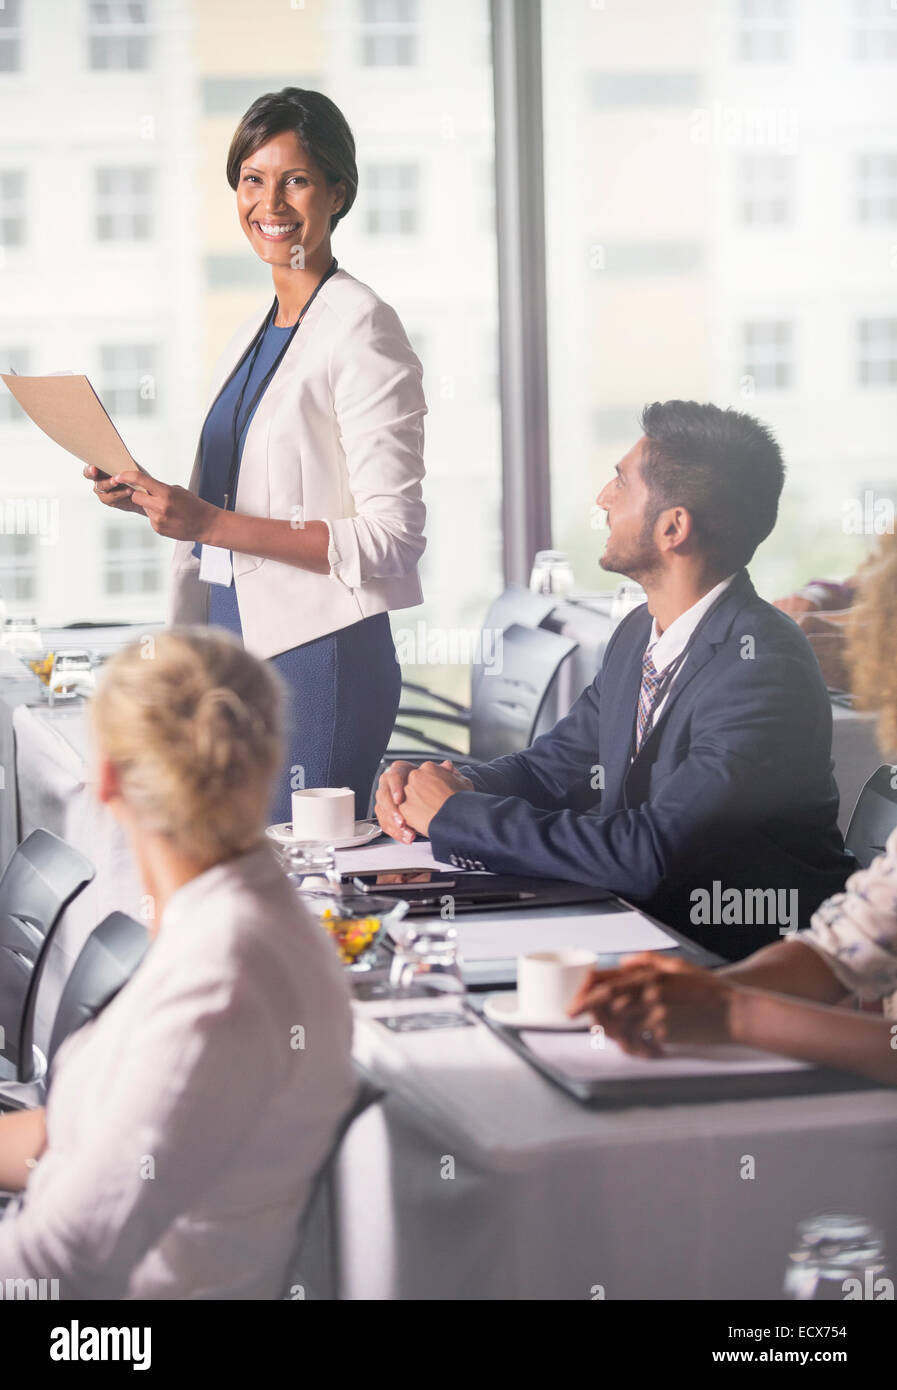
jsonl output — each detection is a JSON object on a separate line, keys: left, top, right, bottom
{"left": 388, "top": 923, "right": 464, "bottom": 996}
{"left": 784, "top": 1213, "right": 890, "bottom": 1300}
{"left": 1, "top": 616, "right": 43, "bottom": 658}
{"left": 278, "top": 840, "right": 341, "bottom": 893}
{"left": 529, "top": 550, "right": 575, "bottom": 597}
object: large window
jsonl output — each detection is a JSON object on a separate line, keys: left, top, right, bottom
{"left": 363, "top": 162, "right": 421, "bottom": 236}
{"left": 0, "top": 346, "right": 28, "bottom": 420}
{"left": 0, "top": 169, "right": 25, "bottom": 248}
{"left": 543, "top": 0, "right": 897, "bottom": 602}
{"left": 0, "top": 0, "right": 22, "bottom": 74}
{"left": 87, "top": 1, "right": 151, "bottom": 71}
{"left": 358, "top": 0, "right": 418, "bottom": 68}
{"left": 94, "top": 166, "right": 154, "bottom": 241}
{"left": 736, "top": 0, "right": 792, "bottom": 64}
{"left": 0, "top": 532, "right": 39, "bottom": 606}
{"left": 0, "top": 0, "right": 501, "bottom": 700}
{"left": 102, "top": 518, "right": 164, "bottom": 597}
{"left": 856, "top": 151, "right": 897, "bottom": 222}
{"left": 99, "top": 343, "right": 157, "bottom": 418}
{"left": 857, "top": 317, "right": 897, "bottom": 387}
{"left": 853, "top": 0, "right": 897, "bottom": 62}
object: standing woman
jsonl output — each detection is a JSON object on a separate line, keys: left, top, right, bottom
{"left": 85, "top": 88, "right": 427, "bottom": 825}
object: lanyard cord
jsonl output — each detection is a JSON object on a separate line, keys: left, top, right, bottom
{"left": 222, "top": 256, "right": 339, "bottom": 511}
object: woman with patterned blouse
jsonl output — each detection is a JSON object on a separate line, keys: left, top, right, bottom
{"left": 572, "top": 533, "right": 897, "bottom": 1087}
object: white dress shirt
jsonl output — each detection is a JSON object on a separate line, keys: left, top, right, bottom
{"left": 641, "top": 573, "right": 737, "bottom": 731}
{"left": 0, "top": 843, "right": 356, "bottom": 1299}
{"left": 168, "top": 268, "right": 428, "bottom": 660}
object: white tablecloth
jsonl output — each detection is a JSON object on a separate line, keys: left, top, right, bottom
{"left": 298, "top": 993, "right": 897, "bottom": 1300}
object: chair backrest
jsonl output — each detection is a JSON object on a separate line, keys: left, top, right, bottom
{"left": 47, "top": 911, "right": 149, "bottom": 1068}
{"left": 469, "top": 622, "right": 578, "bottom": 762}
{"left": 845, "top": 765, "right": 897, "bottom": 869}
{"left": 0, "top": 829, "right": 94, "bottom": 1082}
{"left": 282, "top": 1068, "right": 385, "bottom": 1300}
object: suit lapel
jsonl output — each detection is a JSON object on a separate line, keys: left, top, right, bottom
{"left": 600, "top": 610, "right": 652, "bottom": 807}
{"left": 623, "top": 569, "right": 755, "bottom": 780}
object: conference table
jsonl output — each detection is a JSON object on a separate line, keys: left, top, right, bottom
{"left": 298, "top": 980, "right": 897, "bottom": 1301}
{"left": 1, "top": 619, "right": 894, "bottom": 1302}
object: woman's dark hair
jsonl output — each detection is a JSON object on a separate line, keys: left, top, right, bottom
{"left": 226, "top": 87, "right": 358, "bottom": 232}
{"left": 639, "top": 399, "right": 785, "bottom": 573}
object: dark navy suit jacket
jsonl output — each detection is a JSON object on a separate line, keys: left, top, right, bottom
{"left": 429, "top": 569, "right": 855, "bottom": 960}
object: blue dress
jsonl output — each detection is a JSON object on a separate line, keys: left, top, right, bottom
{"left": 193, "top": 305, "right": 401, "bottom": 827}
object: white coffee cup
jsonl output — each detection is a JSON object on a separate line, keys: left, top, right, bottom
{"left": 516, "top": 948, "right": 596, "bottom": 1023}
{"left": 290, "top": 787, "right": 356, "bottom": 843}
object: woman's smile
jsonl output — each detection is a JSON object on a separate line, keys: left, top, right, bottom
{"left": 252, "top": 219, "right": 302, "bottom": 242}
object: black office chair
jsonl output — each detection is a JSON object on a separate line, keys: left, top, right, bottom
{"left": 392, "top": 583, "right": 561, "bottom": 753}
{"left": 369, "top": 623, "right": 578, "bottom": 814}
{"left": 0, "top": 910, "right": 148, "bottom": 1113}
{"left": 845, "top": 765, "right": 897, "bottom": 869}
{"left": 0, "top": 829, "right": 94, "bottom": 1086}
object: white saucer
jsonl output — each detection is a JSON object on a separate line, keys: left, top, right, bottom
{"left": 266, "top": 820, "right": 383, "bottom": 851}
{"left": 482, "top": 991, "right": 592, "bottom": 1031}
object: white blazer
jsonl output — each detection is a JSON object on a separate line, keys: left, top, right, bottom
{"left": 168, "top": 268, "right": 427, "bottom": 660}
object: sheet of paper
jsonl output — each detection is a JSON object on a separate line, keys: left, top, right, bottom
{"left": 336, "top": 837, "right": 455, "bottom": 875}
{"left": 455, "top": 909, "right": 676, "bottom": 961}
{"left": 520, "top": 1030, "right": 812, "bottom": 1080}
{"left": 0, "top": 372, "right": 135, "bottom": 475}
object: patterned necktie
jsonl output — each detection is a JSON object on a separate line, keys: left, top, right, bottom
{"left": 635, "top": 648, "right": 665, "bottom": 752}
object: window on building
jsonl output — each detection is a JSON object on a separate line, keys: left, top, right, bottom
{"left": 853, "top": 0, "right": 897, "bottom": 61}
{"left": 99, "top": 343, "right": 157, "bottom": 417}
{"left": 857, "top": 317, "right": 897, "bottom": 385}
{"left": 87, "top": 0, "right": 151, "bottom": 71}
{"left": 741, "top": 320, "right": 794, "bottom": 391}
{"left": 103, "top": 519, "right": 164, "bottom": 596}
{"left": 0, "top": 0, "right": 23, "bottom": 74}
{"left": 0, "top": 531, "right": 39, "bottom": 605}
{"left": 94, "top": 166, "right": 154, "bottom": 241}
{"left": 359, "top": 0, "right": 418, "bottom": 68}
{"left": 736, "top": 0, "right": 792, "bottom": 63}
{"left": 364, "top": 162, "right": 421, "bottom": 235}
{"left": 738, "top": 153, "right": 792, "bottom": 225}
{"left": 0, "top": 169, "right": 26, "bottom": 248}
{"left": 0, "top": 347, "right": 29, "bottom": 422}
{"left": 856, "top": 152, "right": 897, "bottom": 222}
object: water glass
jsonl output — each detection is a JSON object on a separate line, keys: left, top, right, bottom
{"left": 1, "top": 616, "right": 43, "bottom": 658}
{"left": 279, "top": 840, "right": 341, "bottom": 893}
{"left": 529, "top": 550, "right": 575, "bottom": 597}
{"left": 784, "top": 1213, "right": 890, "bottom": 1301}
{"left": 388, "top": 923, "right": 464, "bottom": 996}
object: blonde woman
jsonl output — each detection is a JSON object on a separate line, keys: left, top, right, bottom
{"left": 0, "top": 628, "right": 355, "bottom": 1298}
{"left": 85, "top": 87, "right": 426, "bottom": 826}
{"left": 571, "top": 532, "right": 897, "bottom": 1087}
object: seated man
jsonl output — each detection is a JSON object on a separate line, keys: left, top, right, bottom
{"left": 376, "top": 399, "right": 855, "bottom": 960}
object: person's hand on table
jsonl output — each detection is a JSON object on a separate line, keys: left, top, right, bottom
{"left": 568, "top": 953, "right": 740, "bottom": 1058}
{"left": 375, "top": 759, "right": 474, "bottom": 842}
{"left": 107, "top": 468, "right": 218, "bottom": 542}
{"left": 375, "top": 760, "right": 420, "bottom": 844}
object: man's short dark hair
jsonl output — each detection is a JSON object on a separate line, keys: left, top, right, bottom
{"left": 639, "top": 400, "right": 785, "bottom": 572}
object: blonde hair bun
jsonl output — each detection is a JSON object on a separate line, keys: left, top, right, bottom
{"left": 90, "top": 627, "right": 284, "bottom": 861}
